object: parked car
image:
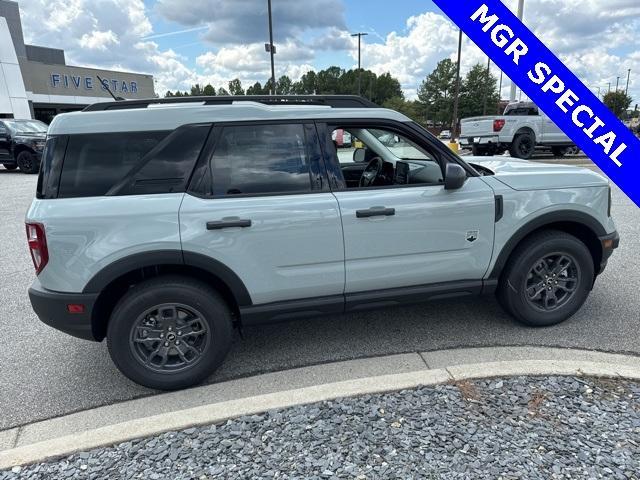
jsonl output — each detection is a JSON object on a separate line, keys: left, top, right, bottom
{"left": 0, "top": 119, "right": 48, "bottom": 173}
{"left": 438, "top": 129, "right": 451, "bottom": 140}
{"left": 331, "top": 128, "right": 352, "bottom": 148}
{"left": 460, "top": 102, "right": 577, "bottom": 159}
{"left": 26, "top": 95, "right": 618, "bottom": 390}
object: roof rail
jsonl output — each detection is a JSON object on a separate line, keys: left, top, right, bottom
{"left": 83, "top": 95, "right": 379, "bottom": 112}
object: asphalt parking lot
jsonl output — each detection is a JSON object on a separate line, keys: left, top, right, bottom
{"left": 0, "top": 163, "right": 638, "bottom": 431}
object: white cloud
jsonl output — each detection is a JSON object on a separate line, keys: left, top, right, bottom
{"left": 16, "top": 0, "right": 187, "bottom": 94}
{"left": 80, "top": 30, "right": 119, "bottom": 51}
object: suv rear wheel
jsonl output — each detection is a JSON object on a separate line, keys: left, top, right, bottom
{"left": 17, "top": 150, "right": 39, "bottom": 174}
{"left": 107, "top": 276, "right": 233, "bottom": 390}
{"left": 497, "top": 230, "right": 594, "bottom": 327}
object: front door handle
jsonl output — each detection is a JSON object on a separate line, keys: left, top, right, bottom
{"left": 206, "top": 219, "right": 252, "bottom": 230}
{"left": 356, "top": 207, "right": 396, "bottom": 218}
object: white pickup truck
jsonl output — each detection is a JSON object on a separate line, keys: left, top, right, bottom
{"left": 460, "top": 102, "right": 577, "bottom": 159}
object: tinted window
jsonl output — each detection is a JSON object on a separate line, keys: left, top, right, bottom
{"left": 0, "top": 123, "right": 7, "bottom": 135}
{"left": 210, "top": 124, "right": 312, "bottom": 196}
{"left": 109, "top": 124, "right": 211, "bottom": 196}
{"left": 59, "top": 131, "right": 169, "bottom": 198}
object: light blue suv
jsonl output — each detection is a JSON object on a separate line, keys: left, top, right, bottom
{"left": 25, "top": 96, "right": 619, "bottom": 389}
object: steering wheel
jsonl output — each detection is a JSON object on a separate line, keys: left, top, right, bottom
{"left": 359, "top": 157, "right": 384, "bottom": 187}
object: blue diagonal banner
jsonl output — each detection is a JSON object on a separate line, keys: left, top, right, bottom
{"left": 432, "top": 0, "right": 640, "bottom": 208}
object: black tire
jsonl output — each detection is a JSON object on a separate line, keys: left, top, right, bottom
{"left": 16, "top": 150, "right": 39, "bottom": 174}
{"left": 3, "top": 164, "right": 17, "bottom": 170}
{"left": 107, "top": 275, "right": 233, "bottom": 390}
{"left": 551, "top": 147, "right": 567, "bottom": 157}
{"left": 497, "top": 230, "right": 594, "bottom": 327}
{"left": 509, "top": 133, "right": 535, "bottom": 159}
{"left": 471, "top": 145, "right": 483, "bottom": 156}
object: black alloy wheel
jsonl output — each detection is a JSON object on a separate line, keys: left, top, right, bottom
{"left": 524, "top": 253, "right": 580, "bottom": 312}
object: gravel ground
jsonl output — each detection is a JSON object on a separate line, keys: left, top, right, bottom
{"left": 3, "top": 375, "right": 639, "bottom": 479}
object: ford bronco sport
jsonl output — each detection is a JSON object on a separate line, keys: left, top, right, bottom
{"left": 26, "top": 95, "right": 619, "bottom": 390}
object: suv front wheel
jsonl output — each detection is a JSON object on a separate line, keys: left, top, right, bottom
{"left": 497, "top": 230, "right": 594, "bottom": 327}
{"left": 107, "top": 276, "right": 233, "bottom": 390}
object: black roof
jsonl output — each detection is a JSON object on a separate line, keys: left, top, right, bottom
{"left": 83, "top": 95, "right": 379, "bottom": 112}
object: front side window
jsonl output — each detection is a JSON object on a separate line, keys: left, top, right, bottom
{"left": 209, "top": 124, "right": 312, "bottom": 196}
{"left": 330, "top": 126, "right": 444, "bottom": 189}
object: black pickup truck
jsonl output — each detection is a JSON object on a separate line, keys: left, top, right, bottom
{"left": 0, "top": 119, "right": 48, "bottom": 174}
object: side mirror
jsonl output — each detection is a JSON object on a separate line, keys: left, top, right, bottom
{"left": 353, "top": 148, "right": 366, "bottom": 163}
{"left": 444, "top": 163, "right": 467, "bottom": 190}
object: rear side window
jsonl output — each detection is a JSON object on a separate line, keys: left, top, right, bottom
{"left": 59, "top": 131, "right": 169, "bottom": 198}
{"left": 209, "top": 124, "right": 313, "bottom": 196}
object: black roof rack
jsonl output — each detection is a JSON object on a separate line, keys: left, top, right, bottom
{"left": 83, "top": 95, "right": 379, "bottom": 112}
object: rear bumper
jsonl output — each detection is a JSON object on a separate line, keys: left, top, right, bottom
{"left": 597, "top": 230, "right": 620, "bottom": 274}
{"left": 29, "top": 279, "right": 99, "bottom": 341}
{"left": 460, "top": 136, "right": 501, "bottom": 146}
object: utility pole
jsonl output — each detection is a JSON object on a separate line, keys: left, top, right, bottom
{"left": 451, "top": 29, "right": 463, "bottom": 140}
{"left": 351, "top": 32, "right": 368, "bottom": 96}
{"left": 615, "top": 76, "right": 620, "bottom": 92}
{"left": 266, "top": 0, "right": 276, "bottom": 95}
{"left": 497, "top": 69, "right": 503, "bottom": 114}
{"left": 510, "top": 0, "right": 525, "bottom": 101}
{"left": 483, "top": 57, "right": 491, "bottom": 115}
{"left": 625, "top": 69, "right": 631, "bottom": 96}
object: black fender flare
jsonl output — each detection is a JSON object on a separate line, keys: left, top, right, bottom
{"left": 82, "top": 250, "right": 252, "bottom": 306}
{"left": 488, "top": 210, "right": 606, "bottom": 280}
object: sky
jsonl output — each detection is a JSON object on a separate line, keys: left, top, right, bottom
{"left": 14, "top": 0, "right": 640, "bottom": 104}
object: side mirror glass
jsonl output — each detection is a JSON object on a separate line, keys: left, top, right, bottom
{"left": 353, "top": 148, "right": 366, "bottom": 163}
{"left": 444, "top": 163, "right": 467, "bottom": 190}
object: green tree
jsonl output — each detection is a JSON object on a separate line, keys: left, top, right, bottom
{"left": 276, "top": 75, "right": 293, "bottom": 95}
{"left": 246, "top": 81, "right": 264, "bottom": 95}
{"left": 417, "top": 59, "right": 457, "bottom": 126}
{"left": 603, "top": 91, "right": 633, "bottom": 118}
{"left": 202, "top": 84, "right": 216, "bottom": 96}
{"left": 190, "top": 84, "right": 203, "bottom": 96}
{"left": 372, "top": 72, "right": 404, "bottom": 105}
{"left": 316, "top": 66, "right": 344, "bottom": 94}
{"left": 382, "top": 97, "right": 423, "bottom": 124}
{"left": 165, "top": 90, "right": 174, "bottom": 97}
{"left": 293, "top": 71, "right": 318, "bottom": 94}
{"left": 459, "top": 63, "right": 499, "bottom": 119}
{"left": 218, "top": 87, "right": 230, "bottom": 96}
{"left": 228, "top": 79, "right": 244, "bottom": 95}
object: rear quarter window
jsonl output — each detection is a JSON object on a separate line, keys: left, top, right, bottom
{"left": 59, "top": 131, "right": 169, "bottom": 198}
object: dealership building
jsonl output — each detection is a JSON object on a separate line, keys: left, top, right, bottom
{"left": 0, "top": 0, "right": 154, "bottom": 123}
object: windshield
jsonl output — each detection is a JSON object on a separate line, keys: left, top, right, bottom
{"left": 4, "top": 120, "right": 48, "bottom": 134}
{"left": 367, "top": 128, "right": 431, "bottom": 161}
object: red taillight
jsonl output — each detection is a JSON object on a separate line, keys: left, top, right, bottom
{"left": 67, "top": 304, "right": 85, "bottom": 314}
{"left": 26, "top": 222, "right": 49, "bottom": 275}
{"left": 493, "top": 119, "right": 506, "bottom": 132}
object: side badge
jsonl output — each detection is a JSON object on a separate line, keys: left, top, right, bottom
{"left": 466, "top": 230, "right": 479, "bottom": 243}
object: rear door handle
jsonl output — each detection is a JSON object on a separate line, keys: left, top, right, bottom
{"left": 356, "top": 207, "right": 396, "bottom": 218}
{"left": 206, "top": 219, "right": 252, "bottom": 230}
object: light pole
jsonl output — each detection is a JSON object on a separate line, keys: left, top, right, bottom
{"left": 510, "top": 0, "right": 525, "bottom": 101}
{"left": 615, "top": 76, "right": 620, "bottom": 92}
{"left": 483, "top": 57, "right": 491, "bottom": 115}
{"left": 625, "top": 69, "right": 631, "bottom": 96}
{"left": 451, "top": 29, "right": 463, "bottom": 141}
{"left": 497, "top": 69, "right": 503, "bottom": 114}
{"left": 351, "top": 32, "right": 368, "bottom": 96}
{"left": 266, "top": 0, "right": 276, "bottom": 95}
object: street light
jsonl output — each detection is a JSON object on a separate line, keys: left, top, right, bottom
{"left": 510, "top": 0, "right": 525, "bottom": 101}
{"left": 625, "top": 69, "right": 631, "bottom": 96}
{"left": 266, "top": 0, "right": 276, "bottom": 95}
{"left": 351, "top": 32, "right": 368, "bottom": 96}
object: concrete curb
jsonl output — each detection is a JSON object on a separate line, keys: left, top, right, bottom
{"left": 1, "top": 346, "right": 639, "bottom": 470}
